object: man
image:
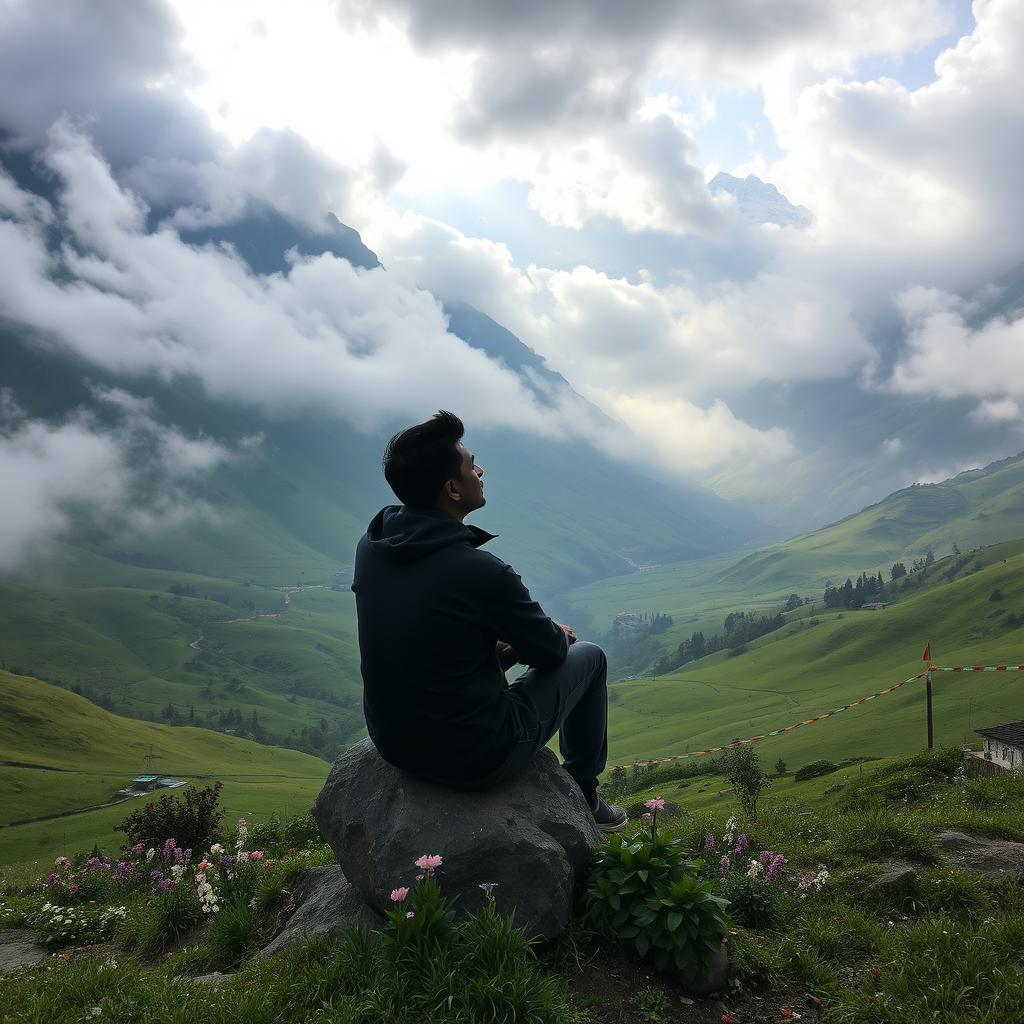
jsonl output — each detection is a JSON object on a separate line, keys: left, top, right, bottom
{"left": 352, "top": 410, "right": 627, "bottom": 831}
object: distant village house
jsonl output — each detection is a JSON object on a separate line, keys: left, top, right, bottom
{"left": 968, "top": 722, "right": 1024, "bottom": 775}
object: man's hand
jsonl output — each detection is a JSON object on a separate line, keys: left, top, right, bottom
{"left": 559, "top": 623, "right": 577, "bottom": 645}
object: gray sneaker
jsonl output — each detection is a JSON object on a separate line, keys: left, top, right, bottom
{"left": 591, "top": 797, "right": 628, "bottom": 833}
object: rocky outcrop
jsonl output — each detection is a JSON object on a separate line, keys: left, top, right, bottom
{"left": 312, "top": 740, "right": 600, "bottom": 941}
{"left": 932, "top": 829, "right": 1024, "bottom": 877}
{"left": 257, "top": 865, "right": 384, "bottom": 958}
{"left": 0, "top": 929, "right": 47, "bottom": 974}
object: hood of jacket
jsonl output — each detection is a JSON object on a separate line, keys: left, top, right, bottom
{"left": 364, "top": 505, "right": 496, "bottom": 564}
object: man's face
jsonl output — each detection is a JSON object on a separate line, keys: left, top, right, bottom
{"left": 454, "top": 441, "right": 485, "bottom": 513}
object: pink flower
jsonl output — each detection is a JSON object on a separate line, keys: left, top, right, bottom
{"left": 68, "top": 883, "right": 78, "bottom": 894}
{"left": 131, "top": 843, "right": 145, "bottom": 856}
{"left": 249, "top": 851, "right": 264, "bottom": 861}
{"left": 390, "top": 887, "right": 410, "bottom": 902}
{"left": 415, "top": 874, "right": 424, "bottom": 881}
{"left": 54, "top": 856, "right": 70, "bottom": 869}
{"left": 640, "top": 812, "right": 653, "bottom": 824}
{"left": 405, "top": 911, "right": 415, "bottom": 919}
{"left": 644, "top": 798, "right": 666, "bottom": 811}
{"left": 414, "top": 854, "right": 443, "bottom": 873}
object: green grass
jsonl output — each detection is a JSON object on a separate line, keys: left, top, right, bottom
{"left": 6, "top": 752, "right": 1023, "bottom": 1024}
{"left": 0, "top": 671, "right": 326, "bottom": 874}
{"left": 599, "top": 546, "right": 1024, "bottom": 772}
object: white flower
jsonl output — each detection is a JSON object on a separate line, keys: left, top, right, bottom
{"left": 746, "top": 860, "right": 763, "bottom": 879}
{"left": 210, "top": 844, "right": 224, "bottom": 856}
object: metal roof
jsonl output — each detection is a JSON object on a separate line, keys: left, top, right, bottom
{"left": 976, "top": 721, "right": 1024, "bottom": 746}
{"left": 133, "top": 775, "right": 159, "bottom": 783}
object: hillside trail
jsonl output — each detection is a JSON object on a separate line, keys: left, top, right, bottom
{"left": 186, "top": 583, "right": 326, "bottom": 651}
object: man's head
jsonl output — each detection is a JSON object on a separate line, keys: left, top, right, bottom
{"left": 383, "top": 410, "right": 485, "bottom": 520}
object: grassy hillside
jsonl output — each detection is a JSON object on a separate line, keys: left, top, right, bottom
{"left": 565, "top": 452, "right": 1024, "bottom": 669}
{"left": 604, "top": 543, "right": 1024, "bottom": 772}
{"left": 0, "top": 549, "right": 365, "bottom": 759}
{"left": 0, "top": 670, "right": 327, "bottom": 873}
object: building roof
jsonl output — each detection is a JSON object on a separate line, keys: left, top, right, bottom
{"left": 133, "top": 775, "right": 159, "bottom": 783}
{"left": 976, "top": 721, "right": 1024, "bottom": 746}
{"left": 158, "top": 778, "right": 187, "bottom": 787}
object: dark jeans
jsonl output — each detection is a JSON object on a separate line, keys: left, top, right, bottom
{"left": 434, "top": 641, "right": 609, "bottom": 807}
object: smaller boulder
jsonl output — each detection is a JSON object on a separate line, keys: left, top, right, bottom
{"left": 0, "top": 929, "right": 46, "bottom": 974}
{"left": 257, "top": 866, "right": 384, "bottom": 959}
{"left": 933, "top": 829, "right": 1024, "bottom": 878}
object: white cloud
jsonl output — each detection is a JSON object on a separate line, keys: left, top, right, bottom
{"left": 594, "top": 393, "right": 795, "bottom": 473}
{"left": 882, "top": 437, "right": 904, "bottom": 456}
{"left": 0, "top": 125, "right": 603, "bottom": 448}
{"left": 889, "top": 285, "right": 1024, "bottom": 401}
{"left": 0, "top": 390, "right": 238, "bottom": 571}
{"left": 969, "top": 398, "right": 1021, "bottom": 425}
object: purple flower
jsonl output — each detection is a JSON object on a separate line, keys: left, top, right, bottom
{"left": 704, "top": 834, "right": 715, "bottom": 853}
{"left": 131, "top": 843, "right": 145, "bottom": 856}
{"left": 159, "top": 878, "right": 174, "bottom": 892}
{"left": 86, "top": 857, "right": 102, "bottom": 869}
{"left": 44, "top": 873, "right": 58, "bottom": 887}
{"left": 759, "top": 849, "right": 774, "bottom": 867}
{"left": 734, "top": 833, "right": 748, "bottom": 855}
{"left": 766, "top": 853, "right": 787, "bottom": 882}
{"left": 219, "top": 854, "right": 235, "bottom": 868}
{"left": 150, "top": 869, "right": 164, "bottom": 881}
{"left": 720, "top": 855, "right": 731, "bottom": 877}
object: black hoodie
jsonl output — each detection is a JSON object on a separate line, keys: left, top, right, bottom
{"left": 352, "top": 505, "right": 569, "bottom": 779}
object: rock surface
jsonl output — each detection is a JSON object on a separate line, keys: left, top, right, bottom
{"left": 933, "top": 829, "right": 1024, "bottom": 877}
{"left": 257, "top": 865, "right": 384, "bottom": 958}
{"left": 0, "top": 928, "right": 47, "bottom": 974}
{"left": 313, "top": 740, "right": 600, "bottom": 941}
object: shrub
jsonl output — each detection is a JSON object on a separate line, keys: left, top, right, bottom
{"left": 201, "top": 897, "right": 264, "bottom": 970}
{"left": 719, "top": 872, "right": 783, "bottom": 928}
{"left": 247, "top": 816, "right": 284, "bottom": 855}
{"left": 724, "top": 746, "right": 772, "bottom": 820}
{"left": 839, "top": 747, "right": 961, "bottom": 809}
{"left": 583, "top": 803, "right": 730, "bottom": 984}
{"left": 116, "top": 782, "right": 224, "bottom": 853}
{"left": 282, "top": 812, "right": 321, "bottom": 849}
{"left": 119, "top": 880, "right": 204, "bottom": 957}
{"left": 795, "top": 760, "right": 839, "bottom": 782}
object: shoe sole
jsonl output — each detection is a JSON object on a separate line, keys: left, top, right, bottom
{"left": 596, "top": 816, "right": 629, "bottom": 833}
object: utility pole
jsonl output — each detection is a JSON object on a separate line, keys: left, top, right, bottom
{"left": 923, "top": 642, "right": 934, "bottom": 749}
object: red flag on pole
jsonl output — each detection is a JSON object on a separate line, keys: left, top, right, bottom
{"left": 922, "top": 642, "right": 932, "bottom": 663}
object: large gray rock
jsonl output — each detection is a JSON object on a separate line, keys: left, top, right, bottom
{"left": 257, "top": 865, "right": 384, "bottom": 958}
{"left": 933, "top": 829, "right": 1024, "bottom": 877}
{"left": 0, "top": 929, "right": 47, "bottom": 974}
{"left": 312, "top": 740, "right": 600, "bottom": 941}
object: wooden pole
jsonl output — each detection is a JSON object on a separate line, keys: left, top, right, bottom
{"left": 926, "top": 670, "right": 934, "bottom": 749}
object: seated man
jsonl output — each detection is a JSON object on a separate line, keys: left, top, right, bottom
{"left": 352, "top": 410, "right": 627, "bottom": 831}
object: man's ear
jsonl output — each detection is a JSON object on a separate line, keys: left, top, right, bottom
{"left": 442, "top": 477, "right": 461, "bottom": 503}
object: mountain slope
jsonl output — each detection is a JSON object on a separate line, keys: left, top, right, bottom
{"left": 605, "top": 541, "right": 1024, "bottom": 768}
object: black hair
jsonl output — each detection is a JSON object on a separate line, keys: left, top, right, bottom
{"left": 383, "top": 410, "right": 465, "bottom": 507}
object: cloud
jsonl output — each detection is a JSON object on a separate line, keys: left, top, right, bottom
{"left": 888, "top": 286, "right": 1024, "bottom": 402}
{"left": 593, "top": 393, "right": 795, "bottom": 473}
{"left": 0, "top": 0, "right": 215, "bottom": 166}
{"left": 0, "top": 125, "right": 602, "bottom": 447}
{"left": 969, "top": 398, "right": 1021, "bottom": 426}
{"left": 882, "top": 437, "right": 904, "bottom": 456}
{"left": 343, "top": 0, "right": 947, "bottom": 138}
{"left": 0, "top": 386, "right": 237, "bottom": 571}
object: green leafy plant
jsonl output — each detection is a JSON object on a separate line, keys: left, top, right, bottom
{"left": 583, "top": 799, "right": 730, "bottom": 984}
{"left": 635, "top": 985, "right": 670, "bottom": 1022}
{"left": 720, "top": 873, "right": 783, "bottom": 929}
{"left": 119, "top": 880, "right": 204, "bottom": 957}
{"left": 116, "top": 782, "right": 224, "bottom": 853}
{"left": 380, "top": 874, "right": 458, "bottom": 963}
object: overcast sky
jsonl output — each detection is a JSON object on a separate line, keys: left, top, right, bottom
{"left": 2, "top": 0, "right": 1024, "bottom": 559}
